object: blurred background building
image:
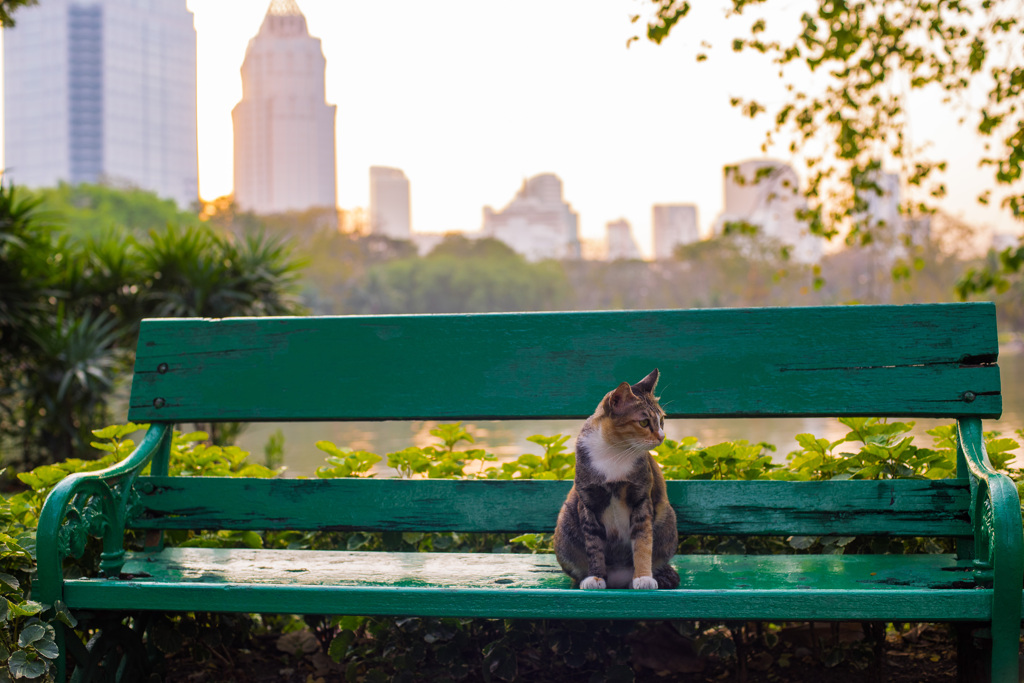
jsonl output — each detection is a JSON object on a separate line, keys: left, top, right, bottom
{"left": 652, "top": 204, "right": 699, "bottom": 259}
{"left": 232, "top": 0, "right": 336, "bottom": 214}
{"left": 605, "top": 218, "right": 641, "bottom": 261}
{"left": 369, "top": 166, "right": 411, "bottom": 239}
{"left": 4, "top": 0, "right": 199, "bottom": 208}
{"left": 482, "top": 173, "right": 581, "bottom": 261}
{"left": 714, "top": 159, "right": 821, "bottom": 263}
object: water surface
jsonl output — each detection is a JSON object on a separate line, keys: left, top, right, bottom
{"left": 236, "top": 352, "right": 1024, "bottom": 477}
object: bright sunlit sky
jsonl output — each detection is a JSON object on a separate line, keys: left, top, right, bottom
{"left": 3, "top": 0, "right": 1019, "bottom": 255}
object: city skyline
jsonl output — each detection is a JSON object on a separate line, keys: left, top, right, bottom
{"left": 0, "top": 0, "right": 1014, "bottom": 257}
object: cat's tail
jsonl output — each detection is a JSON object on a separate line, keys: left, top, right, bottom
{"left": 654, "top": 564, "right": 680, "bottom": 590}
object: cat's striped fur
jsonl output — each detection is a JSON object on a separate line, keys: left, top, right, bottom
{"left": 554, "top": 369, "right": 680, "bottom": 590}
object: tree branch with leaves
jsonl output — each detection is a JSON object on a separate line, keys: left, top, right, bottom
{"left": 632, "top": 0, "right": 1023, "bottom": 295}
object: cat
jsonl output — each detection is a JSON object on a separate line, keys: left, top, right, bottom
{"left": 553, "top": 369, "right": 680, "bottom": 590}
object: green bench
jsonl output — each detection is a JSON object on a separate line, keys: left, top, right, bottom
{"left": 36, "top": 303, "right": 1022, "bottom": 680}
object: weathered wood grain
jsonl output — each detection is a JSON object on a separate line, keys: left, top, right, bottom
{"left": 132, "top": 477, "right": 972, "bottom": 537}
{"left": 65, "top": 549, "right": 988, "bottom": 621}
{"left": 128, "top": 304, "right": 1000, "bottom": 422}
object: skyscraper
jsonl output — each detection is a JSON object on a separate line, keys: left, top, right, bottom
{"left": 369, "top": 166, "right": 411, "bottom": 239}
{"left": 605, "top": 218, "right": 642, "bottom": 261}
{"left": 482, "top": 173, "right": 581, "bottom": 261}
{"left": 716, "top": 159, "right": 821, "bottom": 263}
{"left": 652, "top": 204, "right": 699, "bottom": 259}
{"left": 4, "top": 0, "right": 199, "bottom": 208}
{"left": 232, "top": 0, "right": 336, "bottom": 214}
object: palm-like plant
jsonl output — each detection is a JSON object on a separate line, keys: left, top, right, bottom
{"left": 0, "top": 184, "right": 54, "bottom": 348}
{"left": 1, "top": 182, "right": 309, "bottom": 467}
{"left": 139, "top": 224, "right": 305, "bottom": 319}
{"left": 20, "top": 309, "right": 123, "bottom": 465}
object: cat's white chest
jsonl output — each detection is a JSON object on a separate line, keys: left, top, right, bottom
{"left": 579, "top": 431, "right": 637, "bottom": 482}
{"left": 601, "top": 496, "right": 632, "bottom": 540}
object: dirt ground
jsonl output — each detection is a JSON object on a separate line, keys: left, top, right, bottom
{"left": 161, "top": 621, "right": 983, "bottom": 682}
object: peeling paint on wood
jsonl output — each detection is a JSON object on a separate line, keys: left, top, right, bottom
{"left": 133, "top": 477, "right": 973, "bottom": 537}
{"left": 128, "top": 304, "right": 1000, "bottom": 422}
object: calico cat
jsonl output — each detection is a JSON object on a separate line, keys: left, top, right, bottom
{"left": 554, "top": 369, "right": 679, "bottom": 590}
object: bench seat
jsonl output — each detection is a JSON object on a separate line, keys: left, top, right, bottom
{"left": 67, "top": 549, "right": 986, "bottom": 622}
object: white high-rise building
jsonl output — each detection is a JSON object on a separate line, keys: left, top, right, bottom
{"left": 369, "top": 166, "right": 411, "bottom": 239}
{"left": 4, "top": 0, "right": 198, "bottom": 208}
{"left": 861, "top": 171, "right": 901, "bottom": 232}
{"left": 857, "top": 170, "right": 932, "bottom": 259}
{"left": 482, "top": 173, "right": 581, "bottom": 261}
{"left": 652, "top": 204, "right": 699, "bottom": 259}
{"left": 605, "top": 218, "right": 642, "bottom": 261}
{"left": 715, "top": 159, "right": 821, "bottom": 263}
{"left": 232, "top": 0, "right": 336, "bottom": 214}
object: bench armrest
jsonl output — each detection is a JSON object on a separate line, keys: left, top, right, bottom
{"left": 957, "top": 418, "right": 1023, "bottom": 636}
{"left": 35, "top": 424, "right": 172, "bottom": 605}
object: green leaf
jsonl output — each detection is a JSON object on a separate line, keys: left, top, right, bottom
{"left": 9, "top": 600, "right": 44, "bottom": 617}
{"left": 346, "top": 533, "right": 370, "bottom": 551}
{"left": 328, "top": 631, "right": 355, "bottom": 662}
{"left": 90, "top": 424, "right": 123, "bottom": 440}
{"left": 986, "top": 437, "right": 1019, "bottom": 454}
{"left": 17, "top": 623, "right": 45, "bottom": 648}
{"left": 7, "top": 651, "right": 46, "bottom": 679}
{"left": 92, "top": 422, "right": 146, "bottom": 440}
{"left": 51, "top": 601, "right": 77, "bottom": 629}
{"left": 402, "top": 532, "right": 424, "bottom": 546}
{"left": 482, "top": 642, "right": 518, "bottom": 682}
{"left": 34, "top": 637, "right": 59, "bottom": 660}
{"left": 329, "top": 615, "right": 365, "bottom": 631}
{"left": 315, "top": 440, "right": 348, "bottom": 458}
{"left": 238, "top": 531, "right": 263, "bottom": 549}
{"left": 0, "top": 573, "right": 19, "bottom": 594}
{"left": 788, "top": 535, "right": 817, "bottom": 550}
{"left": 14, "top": 473, "right": 42, "bottom": 491}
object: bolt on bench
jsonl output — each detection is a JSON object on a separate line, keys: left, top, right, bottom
{"left": 36, "top": 303, "right": 1022, "bottom": 681}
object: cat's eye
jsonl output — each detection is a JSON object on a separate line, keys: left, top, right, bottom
{"left": 639, "top": 419, "right": 649, "bottom": 428}
{"left": 660, "top": 416, "right": 665, "bottom": 426}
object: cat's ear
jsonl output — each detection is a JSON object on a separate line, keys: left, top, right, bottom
{"left": 631, "top": 368, "right": 659, "bottom": 395}
{"left": 607, "top": 381, "right": 635, "bottom": 414}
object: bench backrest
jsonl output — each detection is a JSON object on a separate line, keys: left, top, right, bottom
{"left": 131, "top": 477, "right": 972, "bottom": 538}
{"left": 126, "top": 303, "right": 997, "bottom": 540}
{"left": 128, "top": 303, "right": 999, "bottom": 422}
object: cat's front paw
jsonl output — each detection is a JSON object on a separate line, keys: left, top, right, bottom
{"left": 632, "top": 575, "right": 659, "bottom": 590}
{"left": 580, "top": 576, "right": 607, "bottom": 590}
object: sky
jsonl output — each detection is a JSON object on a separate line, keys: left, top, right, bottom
{"left": 2, "top": 0, "right": 1019, "bottom": 256}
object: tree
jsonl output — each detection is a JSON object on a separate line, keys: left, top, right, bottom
{"left": 32, "top": 182, "right": 202, "bottom": 238}
{"left": 0, "top": 183, "right": 307, "bottom": 468}
{"left": 352, "top": 235, "right": 572, "bottom": 314}
{"left": 0, "top": 0, "right": 36, "bottom": 27}
{"left": 634, "top": 0, "right": 1022, "bottom": 294}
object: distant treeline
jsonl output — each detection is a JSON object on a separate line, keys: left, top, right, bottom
{"left": 31, "top": 183, "right": 1021, "bottom": 330}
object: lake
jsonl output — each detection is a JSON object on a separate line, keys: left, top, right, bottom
{"left": 235, "top": 349, "right": 1024, "bottom": 477}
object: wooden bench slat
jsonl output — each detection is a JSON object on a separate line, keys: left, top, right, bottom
{"left": 133, "top": 477, "right": 973, "bottom": 537}
{"left": 65, "top": 549, "right": 988, "bottom": 621}
{"left": 128, "top": 303, "right": 1000, "bottom": 422}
